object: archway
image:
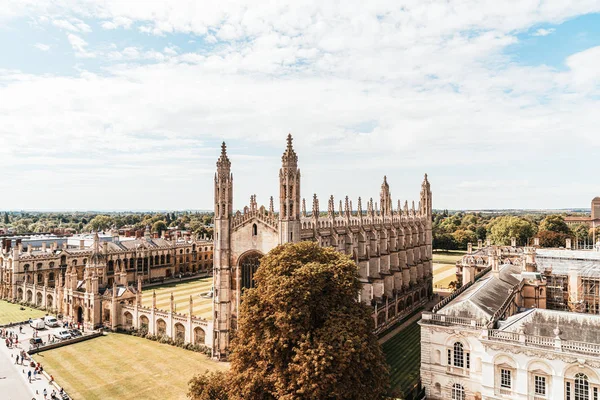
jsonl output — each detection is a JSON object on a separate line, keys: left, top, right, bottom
{"left": 77, "top": 306, "right": 84, "bottom": 324}
{"left": 175, "top": 323, "right": 185, "bottom": 343}
{"left": 166, "top": 269, "right": 172, "bottom": 278}
{"left": 26, "top": 290, "right": 33, "bottom": 303}
{"left": 156, "top": 319, "right": 166, "bottom": 336}
{"left": 139, "top": 315, "right": 149, "bottom": 332}
{"left": 238, "top": 251, "right": 263, "bottom": 291}
{"left": 124, "top": 312, "right": 133, "bottom": 328}
{"left": 194, "top": 327, "right": 206, "bottom": 345}
{"left": 36, "top": 292, "right": 42, "bottom": 306}
{"left": 17, "top": 288, "right": 23, "bottom": 301}
{"left": 46, "top": 294, "right": 53, "bottom": 309}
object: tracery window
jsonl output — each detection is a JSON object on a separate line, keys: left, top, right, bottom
{"left": 451, "top": 384, "right": 465, "bottom": 400}
{"left": 575, "top": 373, "right": 590, "bottom": 400}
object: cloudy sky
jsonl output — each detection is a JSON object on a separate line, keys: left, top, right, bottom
{"left": 1, "top": 1, "right": 599, "bottom": 212}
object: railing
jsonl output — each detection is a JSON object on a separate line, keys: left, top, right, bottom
{"left": 487, "top": 330, "right": 600, "bottom": 356}
{"left": 421, "top": 312, "right": 485, "bottom": 329}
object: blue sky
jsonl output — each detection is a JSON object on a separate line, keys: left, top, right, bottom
{"left": 0, "top": 2, "right": 599, "bottom": 211}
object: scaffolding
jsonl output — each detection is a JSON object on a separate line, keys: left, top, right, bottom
{"left": 545, "top": 272, "right": 568, "bottom": 311}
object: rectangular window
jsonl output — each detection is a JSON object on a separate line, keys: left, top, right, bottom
{"left": 567, "top": 382, "right": 571, "bottom": 400}
{"left": 447, "top": 349, "right": 452, "bottom": 365}
{"left": 501, "top": 369, "right": 512, "bottom": 389}
{"left": 535, "top": 375, "right": 546, "bottom": 396}
{"left": 466, "top": 353, "right": 470, "bottom": 369}
{"left": 594, "top": 387, "right": 598, "bottom": 400}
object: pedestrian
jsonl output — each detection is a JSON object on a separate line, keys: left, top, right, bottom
{"left": 43, "top": 388, "right": 47, "bottom": 399}
{"left": 16, "top": 354, "right": 19, "bottom": 364}
{"left": 27, "top": 370, "right": 31, "bottom": 383}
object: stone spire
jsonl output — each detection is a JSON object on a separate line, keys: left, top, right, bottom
{"left": 216, "top": 142, "right": 231, "bottom": 172}
{"left": 312, "top": 194, "right": 319, "bottom": 217}
{"left": 345, "top": 196, "right": 350, "bottom": 218}
{"left": 328, "top": 195, "right": 334, "bottom": 218}
{"left": 281, "top": 133, "right": 298, "bottom": 167}
{"left": 404, "top": 200, "right": 409, "bottom": 216}
{"left": 339, "top": 200, "right": 343, "bottom": 218}
{"left": 368, "top": 198, "right": 374, "bottom": 217}
{"left": 380, "top": 176, "right": 392, "bottom": 216}
{"left": 420, "top": 173, "right": 432, "bottom": 217}
{"left": 358, "top": 197, "right": 363, "bottom": 216}
{"left": 269, "top": 196, "right": 274, "bottom": 216}
{"left": 301, "top": 198, "right": 307, "bottom": 217}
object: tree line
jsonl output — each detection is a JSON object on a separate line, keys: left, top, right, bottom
{"left": 0, "top": 211, "right": 214, "bottom": 239}
{"left": 433, "top": 211, "right": 599, "bottom": 250}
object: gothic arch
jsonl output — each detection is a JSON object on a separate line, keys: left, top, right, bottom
{"left": 194, "top": 327, "right": 206, "bottom": 345}
{"left": 238, "top": 250, "right": 263, "bottom": 291}
{"left": 156, "top": 319, "right": 166, "bottom": 336}
{"left": 174, "top": 323, "right": 185, "bottom": 342}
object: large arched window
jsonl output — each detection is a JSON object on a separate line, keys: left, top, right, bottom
{"left": 452, "top": 384, "right": 465, "bottom": 400}
{"left": 239, "top": 252, "right": 262, "bottom": 291}
{"left": 575, "top": 373, "right": 590, "bottom": 400}
{"left": 453, "top": 342, "right": 464, "bottom": 368}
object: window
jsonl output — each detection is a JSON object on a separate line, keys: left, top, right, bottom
{"left": 575, "top": 373, "right": 589, "bottom": 400}
{"left": 567, "top": 382, "right": 572, "bottom": 400}
{"left": 535, "top": 375, "right": 546, "bottom": 397}
{"left": 252, "top": 223, "right": 257, "bottom": 236}
{"left": 501, "top": 369, "right": 512, "bottom": 389}
{"left": 453, "top": 342, "right": 464, "bottom": 368}
{"left": 594, "top": 387, "right": 598, "bottom": 400}
{"left": 452, "top": 384, "right": 465, "bottom": 400}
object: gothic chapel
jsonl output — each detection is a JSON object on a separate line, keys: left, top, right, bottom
{"left": 212, "top": 135, "right": 433, "bottom": 358}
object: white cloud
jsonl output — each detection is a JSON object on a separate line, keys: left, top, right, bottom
{"left": 34, "top": 43, "right": 50, "bottom": 51}
{"left": 67, "top": 34, "right": 96, "bottom": 58}
{"left": 1, "top": 1, "right": 600, "bottom": 210}
{"left": 532, "top": 28, "right": 556, "bottom": 36}
{"left": 52, "top": 18, "right": 91, "bottom": 33}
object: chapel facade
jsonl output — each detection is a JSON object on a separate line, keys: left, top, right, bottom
{"left": 212, "top": 134, "right": 434, "bottom": 358}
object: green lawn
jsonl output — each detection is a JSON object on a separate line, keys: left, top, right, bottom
{"left": 432, "top": 250, "right": 465, "bottom": 265}
{"left": 0, "top": 300, "right": 46, "bottom": 325}
{"left": 383, "top": 321, "right": 421, "bottom": 398}
{"left": 142, "top": 277, "right": 213, "bottom": 319}
{"left": 36, "top": 333, "right": 228, "bottom": 400}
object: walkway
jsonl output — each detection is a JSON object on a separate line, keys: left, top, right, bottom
{"left": 0, "top": 324, "right": 67, "bottom": 400}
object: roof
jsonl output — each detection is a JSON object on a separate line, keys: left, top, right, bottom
{"left": 499, "top": 308, "right": 600, "bottom": 343}
{"left": 536, "top": 249, "right": 600, "bottom": 277}
{"left": 440, "top": 263, "right": 522, "bottom": 320}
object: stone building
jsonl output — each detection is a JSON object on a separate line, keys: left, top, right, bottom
{"left": 0, "top": 229, "right": 213, "bottom": 330}
{"left": 212, "top": 134, "right": 434, "bottom": 358}
{"left": 564, "top": 197, "right": 600, "bottom": 227}
{"left": 421, "top": 246, "right": 600, "bottom": 400}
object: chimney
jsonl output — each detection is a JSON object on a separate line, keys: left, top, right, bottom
{"left": 467, "top": 242, "right": 473, "bottom": 254}
{"left": 477, "top": 239, "right": 482, "bottom": 249}
{"left": 42, "top": 242, "right": 47, "bottom": 252}
{"left": 534, "top": 237, "right": 540, "bottom": 246}
{"left": 566, "top": 238, "right": 572, "bottom": 250}
{"left": 511, "top": 237, "right": 516, "bottom": 247}
{"left": 486, "top": 238, "right": 491, "bottom": 247}
{"left": 79, "top": 239, "right": 85, "bottom": 250}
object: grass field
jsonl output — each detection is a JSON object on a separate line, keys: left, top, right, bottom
{"left": 432, "top": 250, "right": 465, "bottom": 265}
{"left": 36, "top": 333, "right": 228, "bottom": 400}
{"left": 0, "top": 300, "right": 46, "bottom": 325}
{"left": 142, "top": 278, "right": 213, "bottom": 320}
{"left": 383, "top": 321, "right": 421, "bottom": 397}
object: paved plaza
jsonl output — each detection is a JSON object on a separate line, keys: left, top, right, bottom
{"left": 0, "top": 321, "right": 71, "bottom": 400}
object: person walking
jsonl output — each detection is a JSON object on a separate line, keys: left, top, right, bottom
{"left": 27, "top": 369, "right": 31, "bottom": 383}
{"left": 43, "top": 388, "right": 47, "bottom": 399}
{"left": 16, "top": 354, "right": 19, "bottom": 364}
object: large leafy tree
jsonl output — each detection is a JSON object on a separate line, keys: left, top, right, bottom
{"left": 189, "top": 242, "right": 389, "bottom": 400}
{"left": 539, "top": 215, "right": 571, "bottom": 235}
{"left": 487, "top": 216, "right": 537, "bottom": 246}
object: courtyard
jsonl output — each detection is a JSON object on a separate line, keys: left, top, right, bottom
{"left": 0, "top": 300, "right": 46, "bottom": 325}
{"left": 432, "top": 250, "right": 464, "bottom": 290}
{"left": 383, "top": 320, "right": 421, "bottom": 398}
{"left": 36, "top": 333, "right": 228, "bottom": 400}
{"left": 141, "top": 277, "right": 214, "bottom": 319}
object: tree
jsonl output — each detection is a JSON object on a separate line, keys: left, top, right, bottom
{"left": 188, "top": 371, "right": 230, "bottom": 400}
{"left": 452, "top": 229, "right": 477, "bottom": 250}
{"left": 87, "top": 215, "right": 113, "bottom": 232}
{"left": 189, "top": 242, "right": 389, "bottom": 400}
{"left": 487, "top": 216, "right": 537, "bottom": 246}
{"left": 572, "top": 224, "right": 590, "bottom": 241}
{"left": 152, "top": 221, "right": 168, "bottom": 234}
{"left": 3, "top": 212, "right": 9, "bottom": 224}
{"left": 539, "top": 215, "right": 571, "bottom": 235}
{"left": 538, "top": 230, "right": 570, "bottom": 248}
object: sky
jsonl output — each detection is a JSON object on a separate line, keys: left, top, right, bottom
{"left": 0, "top": 1, "right": 599, "bottom": 212}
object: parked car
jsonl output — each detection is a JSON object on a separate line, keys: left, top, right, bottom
{"left": 44, "top": 316, "right": 59, "bottom": 327}
{"left": 68, "top": 329, "right": 82, "bottom": 337}
{"left": 29, "top": 337, "right": 44, "bottom": 346}
{"left": 54, "top": 330, "right": 71, "bottom": 340}
{"left": 30, "top": 319, "right": 45, "bottom": 330}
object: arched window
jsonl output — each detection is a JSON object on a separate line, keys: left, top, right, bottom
{"left": 453, "top": 342, "right": 464, "bottom": 368}
{"left": 448, "top": 342, "right": 469, "bottom": 369}
{"left": 252, "top": 223, "right": 257, "bottom": 236}
{"left": 452, "top": 384, "right": 465, "bottom": 400}
{"left": 575, "top": 373, "right": 590, "bottom": 400}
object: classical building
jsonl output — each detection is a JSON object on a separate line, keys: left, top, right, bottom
{"left": 212, "top": 134, "right": 434, "bottom": 358}
{"left": 421, "top": 246, "right": 600, "bottom": 400}
{"left": 0, "top": 229, "right": 213, "bottom": 332}
{"left": 564, "top": 197, "right": 600, "bottom": 227}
